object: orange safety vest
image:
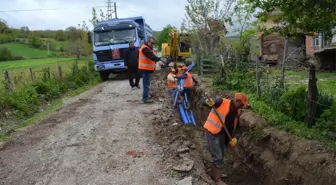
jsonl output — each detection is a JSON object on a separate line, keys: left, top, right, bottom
{"left": 138, "top": 44, "right": 155, "bottom": 71}
{"left": 184, "top": 72, "right": 193, "bottom": 88}
{"left": 167, "top": 73, "right": 177, "bottom": 88}
{"left": 203, "top": 98, "right": 241, "bottom": 135}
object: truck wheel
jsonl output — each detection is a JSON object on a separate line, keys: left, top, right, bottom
{"left": 99, "top": 71, "right": 109, "bottom": 81}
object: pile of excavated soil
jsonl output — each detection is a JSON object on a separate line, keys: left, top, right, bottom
{"left": 150, "top": 68, "right": 336, "bottom": 185}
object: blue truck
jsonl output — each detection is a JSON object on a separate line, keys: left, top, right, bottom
{"left": 88, "top": 16, "right": 153, "bottom": 81}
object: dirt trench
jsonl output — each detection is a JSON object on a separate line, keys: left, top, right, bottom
{"left": 149, "top": 69, "right": 336, "bottom": 185}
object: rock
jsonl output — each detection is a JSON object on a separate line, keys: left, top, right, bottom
{"left": 182, "top": 141, "right": 191, "bottom": 147}
{"left": 172, "top": 122, "right": 179, "bottom": 126}
{"left": 177, "top": 147, "right": 190, "bottom": 153}
{"left": 189, "top": 144, "right": 196, "bottom": 149}
{"left": 173, "top": 158, "right": 194, "bottom": 172}
{"left": 159, "top": 98, "right": 164, "bottom": 102}
{"left": 176, "top": 176, "right": 192, "bottom": 185}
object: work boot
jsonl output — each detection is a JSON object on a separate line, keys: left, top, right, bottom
{"left": 211, "top": 167, "right": 228, "bottom": 185}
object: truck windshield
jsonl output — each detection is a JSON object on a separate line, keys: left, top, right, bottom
{"left": 94, "top": 28, "right": 136, "bottom": 46}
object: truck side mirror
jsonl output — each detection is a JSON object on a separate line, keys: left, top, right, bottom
{"left": 87, "top": 32, "right": 92, "bottom": 44}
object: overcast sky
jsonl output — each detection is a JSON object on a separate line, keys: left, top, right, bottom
{"left": 0, "top": 0, "right": 188, "bottom": 31}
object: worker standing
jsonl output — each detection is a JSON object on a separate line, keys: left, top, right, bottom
{"left": 167, "top": 67, "right": 178, "bottom": 101}
{"left": 202, "top": 93, "right": 248, "bottom": 185}
{"left": 124, "top": 41, "right": 140, "bottom": 89}
{"left": 138, "top": 37, "right": 164, "bottom": 104}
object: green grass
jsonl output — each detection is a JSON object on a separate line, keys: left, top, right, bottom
{"left": 0, "top": 43, "right": 60, "bottom": 58}
{"left": 0, "top": 57, "right": 91, "bottom": 90}
{"left": 269, "top": 69, "right": 336, "bottom": 96}
{"left": 0, "top": 58, "right": 75, "bottom": 70}
{"left": 55, "top": 41, "right": 66, "bottom": 50}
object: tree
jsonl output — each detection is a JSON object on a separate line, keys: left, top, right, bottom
{"left": 19, "top": 26, "right": 30, "bottom": 38}
{"left": 28, "top": 32, "right": 43, "bottom": 49}
{"left": 184, "top": 0, "right": 235, "bottom": 56}
{"left": 157, "top": 25, "right": 176, "bottom": 50}
{"left": 0, "top": 19, "right": 9, "bottom": 34}
{"left": 232, "top": 0, "right": 258, "bottom": 65}
{"left": 66, "top": 24, "right": 91, "bottom": 59}
{"left": 247, "top": 0, "right": 336, "bottom": 37}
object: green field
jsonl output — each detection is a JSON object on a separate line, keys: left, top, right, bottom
{"left": 0, "top": 43, "right": 60, "bottom": 58}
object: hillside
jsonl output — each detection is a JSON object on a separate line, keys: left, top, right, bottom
{"left": 0, "top": 43, "right": 64, "bottom": 59}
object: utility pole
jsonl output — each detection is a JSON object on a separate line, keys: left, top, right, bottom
{"left": 114, "top": 2, "right": 117, "bottom": 18}
{"left": 106, "top": 0, "right": 117, "bottom": 19}
{"left": 106, "top": 0, "right": 112, "bottom": 19}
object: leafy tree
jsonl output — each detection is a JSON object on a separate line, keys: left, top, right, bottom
{"left": 0, "top": 19, "right": 9, "bottom": 34}
{"left": 157, "top": 25, "right": 176, "bottom": 50}
{"left": 0, "top": 47, "right": 13, "bottom": 61}
{"left": 19, "top": 26, "right": 30, "bottom": 38}
{"left": 246, "top": 0, "right": 336, "bottom": 37}
{"left": 55, "top": 30, "right": 66, "bottom": 41}
{"left": 28, "top": 32, "right": 43, "bottom": 49}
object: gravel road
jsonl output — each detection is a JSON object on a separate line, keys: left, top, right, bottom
{"left": 0, "top": 79, "right": 176, "bottom": 185}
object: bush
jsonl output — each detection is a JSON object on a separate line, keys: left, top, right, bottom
{"left": 315, "top": 103, "right": 336, "bottom": 133}
{"left": 0, "top": 47, "right": 12, "bottom": 61}
{"left": 279, "top": 86, "right": 307, "bottom": 121}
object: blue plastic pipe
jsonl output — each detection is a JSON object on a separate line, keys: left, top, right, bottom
{"left": 178, "top": 104, "right": 188, "bottom": 124}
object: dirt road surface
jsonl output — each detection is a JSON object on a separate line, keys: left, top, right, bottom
{"left": 0, "top": 80, "right": 177, "bottom": 185}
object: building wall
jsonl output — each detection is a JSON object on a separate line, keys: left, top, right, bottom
{"left": 306, "top": 36, "right": 320, "bottom": 55}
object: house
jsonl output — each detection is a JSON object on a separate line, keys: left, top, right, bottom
{"left": 305, "top": 29, "right": 336, "bottom": 71}
{"left": 257, "top": 9, "right": 305, "bottom": 67}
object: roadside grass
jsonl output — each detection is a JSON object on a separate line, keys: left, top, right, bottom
{"left": 0, "top": 43, "right": 61, "bottom": 58}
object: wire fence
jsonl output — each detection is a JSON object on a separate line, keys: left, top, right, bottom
{"left": 1, "top": 60, "right": 91, "bottom": 92}
{"left": 196, "top": 45, "right": 336, "bottom": 126}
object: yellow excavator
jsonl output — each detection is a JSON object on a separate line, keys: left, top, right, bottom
{"left": 161, "top": 29, "right": 192, "bottom": 67}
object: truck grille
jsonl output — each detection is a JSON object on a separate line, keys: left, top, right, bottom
{"left": 95, "top": 48, "right": 127, "bottom": 62}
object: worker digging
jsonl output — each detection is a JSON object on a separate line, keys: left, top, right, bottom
{"left": 200, "top": 93, "right": 248, "bottom": 185}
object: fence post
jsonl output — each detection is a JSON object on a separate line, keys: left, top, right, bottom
{"left": 255, "top": 56, "right": 261, "bottom": 97}
{"left": 280, "top": 37, "right": 288, "bottom": 89}
{"left": 58, "top": 65, "right": 62, "bottom": 80}
{"left": 4, "top": 70, "right": 13, "bottom": 92}
{"left": 305, "top": 65, "right": 318, "bottom": 127}
{"left": 29, "top": 68, "right": 34, "bottom": 82}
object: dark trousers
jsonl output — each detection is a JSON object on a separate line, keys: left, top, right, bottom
{"left": 128, "top": 67, "right": 140, "bottom": 87}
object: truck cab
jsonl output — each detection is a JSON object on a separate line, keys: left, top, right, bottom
{"left": 89, "top": 16, "right": 152, "bottom": 81}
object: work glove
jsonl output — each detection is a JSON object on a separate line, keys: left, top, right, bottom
{"left": 205, "top": 97, "right": 215, "bottom": 107}
{"left": 229, "top": 137, "right": 237, "bottom": 147}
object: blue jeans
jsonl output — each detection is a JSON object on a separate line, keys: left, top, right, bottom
{"left": 142, "top": 71, "right": 152, "bottom": 102}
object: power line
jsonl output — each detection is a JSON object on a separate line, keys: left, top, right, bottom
{"left": 0, "top": 6, "right": 105, "bottom": 13}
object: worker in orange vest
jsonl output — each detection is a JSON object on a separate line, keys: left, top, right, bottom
{"left": 202, "top": 93, "right": 248, "bottom": 185}
{"left": 178, "top": 65, "right": 198, "bottom": 108}
{"left": 167, "top": 67, "right": 178, "bottom": 101}
{"left": 138, "top": 37, "right": 165, "bottom": 104}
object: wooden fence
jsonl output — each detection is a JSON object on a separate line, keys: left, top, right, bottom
{"left": 2, "top": 60, "right": 91, "bottom": 93}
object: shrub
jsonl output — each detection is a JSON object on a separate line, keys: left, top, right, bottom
{"left": 0, "top": 47, "right": 12, "bottom": 61}
{"left": 280, "top": 86, "right": 307, "bottom": 121}
{"left": 315, "top": 103, "right": 336, "bottom": 133}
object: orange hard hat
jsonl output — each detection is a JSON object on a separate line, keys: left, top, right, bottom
{"left": 234, "top": 93, "right": 248, "bottom": 106}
